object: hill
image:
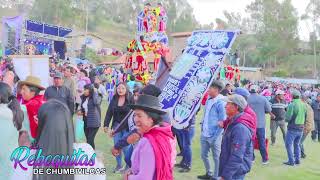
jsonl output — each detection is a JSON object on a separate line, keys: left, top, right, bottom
{"left": 95, "top": 20, "right": 134, "bottom": 51}
{"left": 265, "top": 54, "right": 318, "bottom": 78}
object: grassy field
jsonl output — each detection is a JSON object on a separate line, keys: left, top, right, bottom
{"left": 81, "top": 101, "right": 320, "bottom": 180}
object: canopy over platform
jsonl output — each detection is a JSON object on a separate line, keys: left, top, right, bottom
{"left": 2, "top": 16, "right": 72, "bottom": 57}
{"left": 266, "top": 77, "right": 319, "bottom": 84}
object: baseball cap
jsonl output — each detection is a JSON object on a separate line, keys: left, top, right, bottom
{"left": 225, "top": 94, "right": 248, "bottom": 110}
{"left": 275, "top": 90, "right": 285, "bottom": 95}
{"left": 291, "top": 89, "right": 301, "bottom": 98}
{"left": 233, "top": 87, "right": 250, "bottom": 98}
{"left": 249, "top": 85, "right": 259, "bottom": 93}
{"left": 54, "top": 72, "right": 63, "bottom": 79}
{"left": 307, "top": 99, "right": 312, "bottom": 104}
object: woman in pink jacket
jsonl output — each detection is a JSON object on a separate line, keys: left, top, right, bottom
{"left": 124, "top": 95, "right": 176, "bottom": 180}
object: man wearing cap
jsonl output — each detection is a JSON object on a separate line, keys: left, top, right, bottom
{"left": 269, "top": 90, "right": 287, "bottom": 145}
{"left": 198, "top": 80, "right": 227, "bottom": 180}
{"left": 247, "top": 85, "right": 273, "bottom": 165}
{"left": 283, "top": 90, "right": 307, "bottom": 166}
{"left": 220, "top": 87, "right": 257, "bottom": 137}
{"left": 44, "top": 72, "right": 75, "bottom": 115}
{"left": 219, "top": 94, "right": 254, "bottom": 180}
{"left": 311, "top": 93, "right": 320, "bottom": 142}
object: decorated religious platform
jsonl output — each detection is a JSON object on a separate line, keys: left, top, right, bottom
{"left": 125, "top": 3, "right": 170, "bottom": 76}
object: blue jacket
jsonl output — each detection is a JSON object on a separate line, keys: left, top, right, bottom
{"left": 201, "top": 94, "right": 226, "bottom": 138}
{"left": 219, "top": 113, "right": 254, "bottom": 180}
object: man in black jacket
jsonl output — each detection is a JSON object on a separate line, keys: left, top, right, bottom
{"left": 44, "top": 72, "right": 75, "bottom": 115}
{"left": 270, "top": 90, "right": 287, "bottom": 145}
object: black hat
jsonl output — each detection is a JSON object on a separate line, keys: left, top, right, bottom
{"left": 141, "top": 84, "right": 162, "bottom": 97}
{"left": 129, "top": 94, "right": 166, "bottom": 114}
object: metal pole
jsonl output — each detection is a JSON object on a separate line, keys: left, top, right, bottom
{"left": 83, "top": 0, "right": 88, "bottom": 58}
{"left": 314, "top": 31, "right": 317, "bottom": 78}
{"left": 313, "top": 2, "right": 317, "bottom": 79}
{"left": 243, "top": 50, "right": 246, "bottom": 67}
{"left": 85, "top": 0, "right": 88, "bottom": 38}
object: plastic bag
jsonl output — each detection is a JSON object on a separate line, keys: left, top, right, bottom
{"left": 75, "top": 116, "right": 85, "bottom": 142}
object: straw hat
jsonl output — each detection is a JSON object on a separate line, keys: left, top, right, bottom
{"left": 18, "top": 76, "right": 45, "bottom": 90}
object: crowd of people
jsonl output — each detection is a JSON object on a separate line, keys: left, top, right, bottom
{"left": 1, "top": 54, "right": 320, "bottom": 180}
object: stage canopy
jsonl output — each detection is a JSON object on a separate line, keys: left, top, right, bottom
{"left": 1, "top": 16, "right": 72, "bottom": 56}
{"left": 25, "top": 20, "right": 72, "bottom": 37}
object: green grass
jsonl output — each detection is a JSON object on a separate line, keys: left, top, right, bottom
{"left": 81, "top": 102, "right": 320, "bottom": 180}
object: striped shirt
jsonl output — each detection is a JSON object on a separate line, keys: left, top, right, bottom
{"left": 270, "top": 98, "right": 287, "bottom": 121}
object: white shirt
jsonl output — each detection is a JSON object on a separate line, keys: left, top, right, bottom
{"left": 128, "top": 112, "right": 136, "bottom": 131}
{"left": 98, "top": 84, "right": 107, "bottom": 98}
{"left": 202, "top": 98, "right": 215, "bottom": 137}
{"left": 82, "top": 98, "right": 89, "bottom": 116}
{"left": 201, "top": 94, "right": 224, "bottom": 137}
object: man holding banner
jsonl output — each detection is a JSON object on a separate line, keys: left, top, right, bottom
{"left": 198, "top": 80, "right": 227, "bottom": 180}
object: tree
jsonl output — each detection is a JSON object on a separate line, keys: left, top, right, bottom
{"left": 302, "top": 0, "right": 320, "bottom": 77}
{"left": 245, "top": 0, "right": 298, "bottom": 65}
{"left": 0, "top": 0, "right": 33, "bottom": 15}
{"left": 29, "top": 0, "right": 200, "bottom": 33}
{"left": 221, "top": 11, "right": 258, "bottom": 66}
{"left": 30, "top": 0, "right": 76, "bottom": 26}
{"left": 105, "top": 0, "right": 199, "bottom": 33}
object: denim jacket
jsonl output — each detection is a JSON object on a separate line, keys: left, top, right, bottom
{"left": 201, "top": 94, "right": 227, "bottom": 138}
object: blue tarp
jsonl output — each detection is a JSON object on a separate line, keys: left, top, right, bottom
{"left": 73, "top": 58, "right": 90, "bottom": 64}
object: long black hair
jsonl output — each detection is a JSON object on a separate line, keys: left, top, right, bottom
{"left": 115, "top": 82, "right": 131, "bottom": 103}
{"left": 84, "top": 84, "right": 95, "bottom": 97}
{"left": 0, "top": 82, "right": 24, "bottom": 130}
{"left": 80, "top": 69, "right": 88, "bottom": 77}
{"left": 146, "top": 111, "right": 163, "bottom": 126}
{"left": 83, "top": 84, "right": 103, "bottom": 104}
